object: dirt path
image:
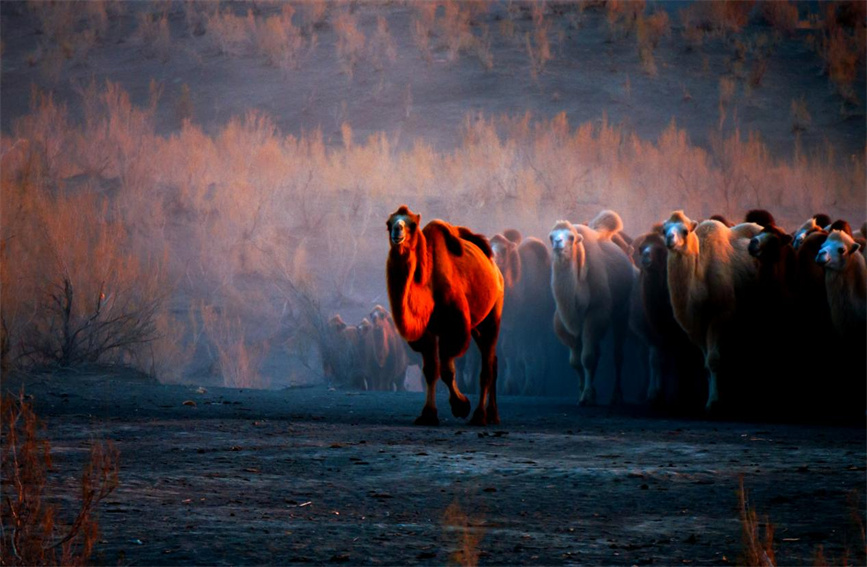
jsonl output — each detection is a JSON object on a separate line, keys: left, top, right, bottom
{"left": 4, "top": 371, "right": 865, "bottom": 565}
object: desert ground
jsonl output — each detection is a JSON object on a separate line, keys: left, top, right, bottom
{"left": 3, "top": 369, "right": 866, "bottom": 566}
{"left": 1, "top": 1, "right": 866, "bottom": 565}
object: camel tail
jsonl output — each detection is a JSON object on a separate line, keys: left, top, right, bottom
{"left": 457, "top": 226, "right": 494, "bottom": 258}
{"left": 589, "top": 209, "right": 624, "bottom": 240}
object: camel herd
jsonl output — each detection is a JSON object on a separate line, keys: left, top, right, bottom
{"left": 327, "top": 205, "right": 866, "bottom": 425}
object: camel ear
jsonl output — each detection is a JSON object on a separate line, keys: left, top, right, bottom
{"left": 575, "top": 233, "right": 584, "bottom": 243}
{"left": 651, "top": 223, "right": 664, "bottom": 235}
{"left": 850, "top": 242, "right": 861, "bottom": 255}
{"left": 689, "top": 220, "right": 698, "bottom": 232}
{"left": 411, "top": 212, "right": 421, "bottom": 226}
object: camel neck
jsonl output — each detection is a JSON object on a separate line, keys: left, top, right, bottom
{"left": 387, "top": 233, "right": 434, "bottom": 343}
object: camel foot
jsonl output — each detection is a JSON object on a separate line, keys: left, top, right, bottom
{"left": 414, "top": 406, "right": 440, "bottom": 426}
{"left": 578, "top": 388, "right": 597, "bottom": 407}
{"left": 449, "top": 395, "right": 472, "bottom": 419}
{"left": 485, "top": 405, "right": 500, "bottom": 425}
{"left": 469, "top": 407, "right": 487, "bottom": 426}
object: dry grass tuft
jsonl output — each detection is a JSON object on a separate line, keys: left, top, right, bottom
{"left": 1, "top": 392, "right": 119, "bottom": 566}
{"left": 442, "top": 501, "right": 485, "bottom": 567}
{"left": 334, "top": 10, "right": 365, "bottom": 78}
{"left": 738, "top": 476, "right": 776, "bottom": 567}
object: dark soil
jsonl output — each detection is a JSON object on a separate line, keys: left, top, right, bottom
{"left": 4, "top": 369, "right": 865, "bottom": 566}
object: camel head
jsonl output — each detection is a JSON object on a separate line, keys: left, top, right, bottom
{"left": 328, "top": 314, "right": 348, "bottom": 333}
{"left": 793, "top": 216, "right": 823, "bottom": 250}
{"left": 549, "top": 221, "right": 583, "bottom": 259}
{"left": 386, "top": 205, "right": 421, "bottom": 249}
{"left": 633, "top": 232, "right": 668, "bottom": 271}
{"left": 357, "top": 317, "right": 373, "bottom": 334}
{"left": 503, "top": 228, "right": 523, "bottom": 245}
{"left": 662, "top": 211, "right": 698, "bottom": 252}
{"left": 749, "top": 224, "right": 792, "bottom": 260}
{"left": 816, "top": 230, "right": 861, "bottom": 271}
{"left": 826, "top": 219, "right": 853, "bottom": 236}
{"left": 491, "top": 234, "right": 519, "bottom": 286}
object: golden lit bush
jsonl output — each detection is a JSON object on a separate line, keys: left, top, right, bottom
{"left": 256, "top": 5, "right": 307, "bottom": 70}
{"left": 334, "top": 10, "right": 365, "bottom": 78}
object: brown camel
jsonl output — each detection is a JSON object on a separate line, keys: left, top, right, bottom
{"left": 386, "top": 205, "right": 505, "bottom": 426}
{"left": 662, "top": 211, "right": 761, "bottom": 411}
{"left": 367, "top": 305, "right": 409, "bottom": 391}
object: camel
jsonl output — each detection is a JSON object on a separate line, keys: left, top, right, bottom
{"left": 503, "top": 228, "right": 523, "bottom": 245}
{"left": 386, "top": 205, "right": 504, "bottom": 426}
{"left": 549, "top": 215, "right": 635, "bottom": 405}
{"left": 629, "top": 230, "right": 705, "bottom": 407}
{"left": 815, "top": 230, "right": 867, "bottom": 412}
{"left": 816, "top": 230, "right": 867, "bottom": 341}
{"left": 709, "top": 214, "right": 735, "bottom": 228}
{"left": 662, "top": 211, "right": 761, "bottom": 411}
{"left": 324, "top": 314, "right": 368, "bottom": 389}
{"left": 511, "top": 237, "right": 561, "bottom": 395}
{"left": 744, "top": 209, "right": 776, "bottom": 228}
{"left": 356, "top": 306, "right": 410, "bottom": 391}
{"left": 793, "top": 214, "right": 831, "bottom": 249}
{"left": 748, "top": 224, "right": 797, "bottom": 303}
{"left": 589, "top": 209, "right": 633, "bottom": 256}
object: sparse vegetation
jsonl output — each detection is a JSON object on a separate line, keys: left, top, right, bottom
{"left": 1, "top": 391, "right": 119, "bottom": 566}
{"left": 738, "top": 477, "right": 776, "bottom": 567}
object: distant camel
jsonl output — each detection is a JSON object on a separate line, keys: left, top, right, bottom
{"left": 324, "top": 314, "right": 367, "bottom": 389}
{"left": 367, "top": 305, "right": 409, "bottom": 391}
{"left": 386, "top": 206, "right": 504, "bottom": 425}
{"left": 549, "top": 214, "right": 635, "bottom": 405}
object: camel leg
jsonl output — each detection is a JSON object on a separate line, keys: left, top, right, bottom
{"left": 555, "top": 313, "right": 585, "bottom": 399}
{"left": 610, "top": 317, "right": 628, "bottom": 405}
{"left": 470, "top": 307, "right": 501, "bottom": 426}
{"left": 412, "top": 335, "right": 440, "bottom": 426}
{"left": 646, "top": 346, "right": 663, "bottom": 404}
{"left": 579, "top": 315, "right": 607, "bottom": 406}
{"left": 704, "top": 322, "right": 726, "bottom": 413}
{"left": 441, "top": 355, "right": 472, "bottom": 419}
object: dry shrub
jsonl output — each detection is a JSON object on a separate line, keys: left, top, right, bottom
{"left": 821, "top": 27, "right": 862, "bottom": 104}
{"left": 680, "top": 0, "right": 754, "bottom": 46}
{"left": 334, "top": 10, "right": 365, "bottom": 78}
{"left": 205, "top": 7, "right": 256, "bottom": 56}
{"left": 25, "top": 0, "right": 118, "bottom": 75}
{"left": 411, "top": 3, "right": 437, "bottom": 64}
{"left": 135, "top": 9, "right": 171, "bottom": 62}
{"left": 738, "top": 477, "right": 776, "bottom": 567}
{"left": 606, "top": 0, "right": 645, "bottom": 41}
{"left": 200, "top": 301, "right": 269, "bottom": 389}
{"left": 442, "top": 501, "right": 485, "bottom": 567}
{"left": 0, "top": 181, "right": 168, "bottom": 370}
{"left": 1, "top": 392, "right": 119, "bottom": 566}
{"left": 257, "top": 5, "right": 308, "bottom": 70}
{"left": 526, "top": 4, "right": 552, "bottom": 80}
{"left": 637, "top": 10, "right": 669, "bottom": 76}
{"left": 441, "top": 0, "right": 476, "bottom": 63}
{"left": 370, "top": 15, "right": 397, "bottom": 72}
{"left": 791, "top": 96, "right": 812, "bottom": 132}
{"left": 761, "top": 0, "right": 799, "bottom": 36}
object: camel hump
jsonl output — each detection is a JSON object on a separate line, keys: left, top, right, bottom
{"left": 588, "top": 209, "right": 624, "bottom": 239}
{"left": 458, "top": 226, "right": 494, "bottom": 258}
{"left": 744, "top": 209, "right": 776, "bottom": 228}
